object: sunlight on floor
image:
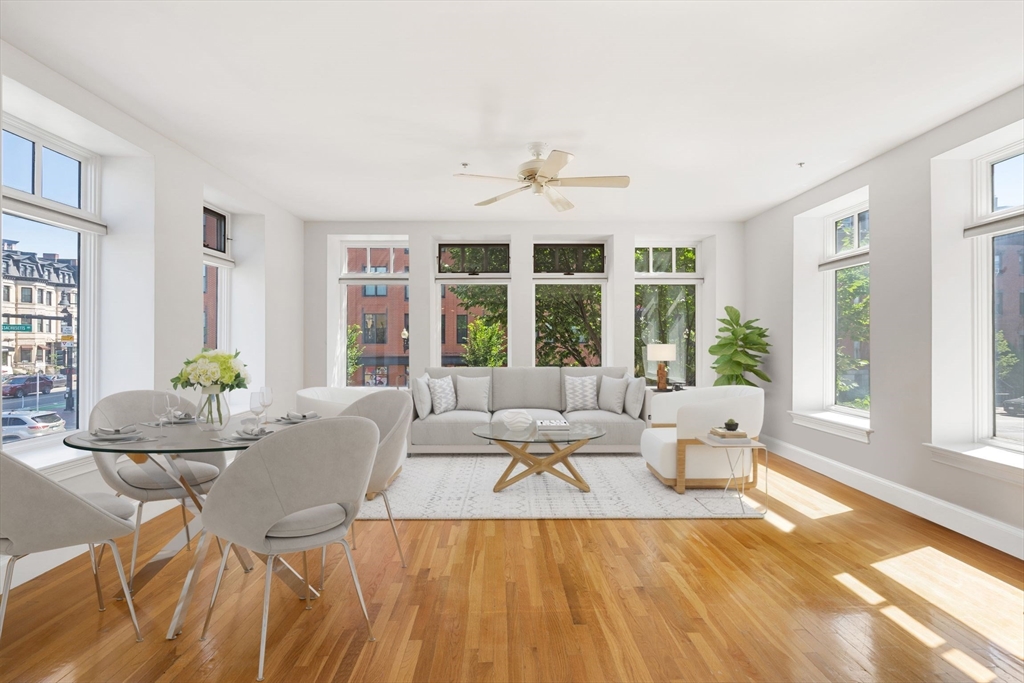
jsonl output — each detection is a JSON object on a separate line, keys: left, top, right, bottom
{"left": 753, "top": 463, "right": 852, "bottom": 519}
{"left": 941, "top": 649, "right": 998, "bottom": 683}
{"left": 873, "top": 546, "right": 1024, "bottom": 659}
{"left": 834, "top": 572, "right": 885, "bottom": 605}
{"left": 880, "top": 605, "right": 945, "bottom": 648}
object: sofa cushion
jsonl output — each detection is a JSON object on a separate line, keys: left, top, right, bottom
{"left": 411, "top": 373, "right": 432, "bottom": 419}
{"left": 491, "top": 367, "right": 562, "bottom": 411}
{"left": 411, "top": 410, "right": 491, "bottom": 446}
{"left": 598, "top": 376, "right": 628, "bottom": 414}
{"left": 457, "top": 375, "right": 490, "bottom": 412}
{"left": 563, "top": 409, "right": 646, "bottom": 445}
{"left": 559, "top": 367, "right": 628, "bottom": 410}
{"left": 624, "top": 377, "right": 646, "bottom": 419}
{"left": 428, "top": 375, "right": 457, "bottom": 414}
{"left": 81, "top": 492, "right": 137, "bottom": 520}
{"left": 564, "top": 375, "right": 599, "bottom": 411}
{"left": 117, "top": 460, "right": 220, "bottom": 490}
{"left": 491, "top": 408, "right": 564, "bottom": 428}
{"left": 641, "top": 427, "right": 678, "bottom": 477}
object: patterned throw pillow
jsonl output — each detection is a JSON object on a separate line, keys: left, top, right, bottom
{"left": 564, "top": 375, "right": 599, "bottom": 412}
{"left": 428, "top": 375, "right": 457, "bottom": 415}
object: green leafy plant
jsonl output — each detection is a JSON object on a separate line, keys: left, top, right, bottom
{"left": 461, "top": 319, "right": 508, "bottom": 367}
{"left": 709, "top": 306, "right": 771, "bottom": 386}
{"left": 346, "top": 324, "right": 364, "bottom": 383}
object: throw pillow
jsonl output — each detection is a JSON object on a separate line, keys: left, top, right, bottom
{"left": 456, "top": 375, "right": 490, "bottom": 412}
{"left": 623, "top": 376, "right": 646, "bottom": 419}
{"left": 411, "top": 373, "right": 432, "bottom": 418}
{"left": 598, "top": 376, "right": 628, "bottom": 414}
{"left": 428, "top": 375, "right": 457, "bottom": 415}
{"left": 564, "top": 375, "right": 598, "bottom": 412}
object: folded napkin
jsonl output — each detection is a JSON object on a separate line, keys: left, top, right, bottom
{"left": 286, "top": 411, "right": 319, "bottom": 421}
{"left": 238, "top": 424, "right": 270, "bottom": 437}
{"left": 171, "top": 410, "right": 193, "bottom": 420}
{"left": 96, "top": 424, "right": 138, "bottom": 435}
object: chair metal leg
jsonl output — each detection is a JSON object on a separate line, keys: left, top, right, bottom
{"left": 201, "top": 540, "right": 232, "bottom": 641}
{"left": 88, "top": 544, "right": 105, "bottom": 611}
{"left": 349, "top": 520, "right": 356, "bottom": 550}
{"left": 302, "top": 551, "right": 312, "bottom": 610}
{"left": 128, "top": 501, "right": 145, "bottom": 592}
{"left": 0, "top": 555, "right": 23, "bottom": 643}
{"left": 257, "top": 554, "right": 275, "bottom": 681}
{"left": 181, "top": 501, "right": 191, "bottom": 551}
{"left": 339, "top": 539, "right": 375, "bottom": 642}
{"left": 380, "top": 491, "right": 407, "bottom": 568}
{"left": 319, "top": 546, "right": 326, "bottom": 591}
{"left": 103, "top": 540, "right": 143, "bottom": 642}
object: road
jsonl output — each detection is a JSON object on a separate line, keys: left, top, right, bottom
{"left": 3, "top": 389, "right": 79, "bottom": 430}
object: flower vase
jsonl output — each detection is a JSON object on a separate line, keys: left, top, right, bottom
{"left": 197, "top": 387, "right": 231, "bottom": 432}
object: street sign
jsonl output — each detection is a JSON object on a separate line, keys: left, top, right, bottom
{"left": 62, "top": 341, "right": 74, "bottom": 348}
{"left": 60, "top": 335, "right": 75, "bottom": 342}
{"left": 2, "top": 324, "right": 32, "bottom": 332}
{"left": 61, "top": 325, "right": 74, "bottom": 335}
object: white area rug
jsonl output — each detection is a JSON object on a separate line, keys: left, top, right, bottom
{"left": 357, "top": 454, "right": 764, "bottom": 520}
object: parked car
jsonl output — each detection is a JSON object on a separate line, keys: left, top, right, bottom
{"left": 1003, "top": 396, "right": 1024, "bottom": 417}
{"left": 47, "top": 374, "right": 67, "bottom": 388}
{"left": 2, "top": 375, "right": 54, "bottom": 398}
{"left": 1, "top": 410, "right": 66, "bottom": 439}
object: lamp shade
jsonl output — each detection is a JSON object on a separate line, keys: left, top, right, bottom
{"left": 646, "top": 343, "right": 677, "bottom": 362}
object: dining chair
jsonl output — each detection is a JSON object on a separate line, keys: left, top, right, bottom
{"left": 89, "top": 390, "right": 223, "bottom": 591}
{"left": 199, "top": 416, "right": 380, "bottom": 681}
{"left": 336, "top": 390, "right": 413, "bottom": 570}
{"left": 0, "top": 452, "right": 143, "bottom": 643}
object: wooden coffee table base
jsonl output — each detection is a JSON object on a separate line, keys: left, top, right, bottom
{"left": 493, "top": 438, "right": 591, "bottom": 493}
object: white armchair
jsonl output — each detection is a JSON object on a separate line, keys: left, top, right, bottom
{"left": 641, "top": 386, "right": 764, "bottom": 493}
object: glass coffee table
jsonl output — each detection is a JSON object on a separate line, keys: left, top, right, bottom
{"left": 472, "top": 423, "right": 604, "bottom": 493}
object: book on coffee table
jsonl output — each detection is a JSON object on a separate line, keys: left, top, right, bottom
{"left": 710, "top": 427, "right": 748, "bottom": 438}
{"left": 536, "top": 419, "right": 570, "bottom": 431}
{"left": 703, "top": 434, "right": 752, "bottom": 446}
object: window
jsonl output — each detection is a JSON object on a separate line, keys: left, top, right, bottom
{"left": 202, "top": 264, "right": 219, "bottom": 349}
{"left": 636, "top": 284, "right": 697, "bottom": 385}
{"left": 41, "top": 147, "right": 81, "bottom": 208}
{"left": 203, "top": 208, "right": 227, "bottom": 254}
{"left": 2, "top": 286, "right": 8, "bottom": 302}
{"left": 2, "top": 119, "right": 95, "bottom": 215}
{"left": 1, "top": 214, "right": 82, "bottom": 438}
{"left": 438, "top": 244, "right": 510, "bottom": 274}
{"left": 634, "top": 246, "right": 697, "bottom": 274}
{"left": 535, "top": 284, "right": 602, "bottom": 366}
{"left": 46, "top": 291, "right": 52, "bottom": 306}
{"left": 438, "top": 285, "right": 507, "bottom": 367}
{"left": 456, "top": 315, "right": 468, "bottom": 345}
{"left": 362, "top": 313, "right": 388, "bottom": 344}
{"left": 992, "top": 153, "right": 1023, "bottom": 212}
{"left": 1, "top": 130, "right": 34, "bottom": 194}
{"left": 341, "top": 244, "right": 409, "bottom": 387}
{"left": 534, "top": 244, "right": 604, "bottom": 274}
{"left": 992, "top": 231, "right": 1023, "bottom": 445}
{"left": 441, "top": 314, "right": 446, "bottom": 344}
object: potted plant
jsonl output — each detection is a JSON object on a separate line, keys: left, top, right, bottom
{"left": 724, "top": 418, "right": 739, "bottom": 432}
{"left": 709, "top": 306, "right": 772, "bottom": 386}
{"left": 171, "top": 350, "right": 250, "bottom": 431}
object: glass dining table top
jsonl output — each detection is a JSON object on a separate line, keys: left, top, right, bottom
{"left": 62, "top": 415, "right": 300, "bottom": 454}
{"left": 472, "top": 422, "right": 605, "bottom": 444}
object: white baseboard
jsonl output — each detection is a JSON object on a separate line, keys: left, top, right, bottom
{"left": 761, "top": 435, "right": 1024, "bottom": 559}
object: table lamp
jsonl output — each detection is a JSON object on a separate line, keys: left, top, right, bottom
{"left": 647, "top": 344, "right": 677, "bottom": 392}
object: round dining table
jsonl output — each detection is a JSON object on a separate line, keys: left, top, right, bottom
{"left": 63, "top": 415, "right": 321, "bottom": 639}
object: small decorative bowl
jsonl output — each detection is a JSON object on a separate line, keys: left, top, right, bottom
{"left": 502, "top": 410, "right": 533, "bottom": 431}
{"left": 724, "top": 422, "right": 739, "bottom": 432}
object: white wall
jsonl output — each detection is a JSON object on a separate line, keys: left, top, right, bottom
{"left": 303, "top": 221, "right": 745, "bottom": 389}
{"left": 744, "top": 87, "right": 1024, "bottom": 548}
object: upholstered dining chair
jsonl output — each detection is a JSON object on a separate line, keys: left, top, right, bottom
{"left": 337, "top": 390, "right": 413, "bottom": 569}
{"left": 89, "top": 390, "right": 223, "bottom": 590}
{"left": 199, "top": 417, "right": 380, "bottom": 682}
{"left": 0, "top": 452, "right": 143, "bottom": 643}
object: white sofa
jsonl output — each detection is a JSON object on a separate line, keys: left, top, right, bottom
{"left": 410, "top": 367, "right": 649, "bottom": 453}
{"left": 641, "top": 386, "right": 764, "bottom": 492}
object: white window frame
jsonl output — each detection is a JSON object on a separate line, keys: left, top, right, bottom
{"left": 971, "top": 145, "right": 1024, "bottom": 451}
{"left": 201, "top": 203, "right": 233, "bottom": 351}
{"left": 336, "top": 241, "right": 410, "bottom": 384}
{"left": 821, "top": 201, "right": 870, "bottom": 418}
{"left": 433, "top": 278, "right": 510, "bottom": 367}
{"left": 435, "top": 240, "right": 511, "bottom": 280}
{"left": 202, "top": 204, "right": 233, "bottom": 266}
{"left": 2, "top": 114, "right": 101, "bottom": 222}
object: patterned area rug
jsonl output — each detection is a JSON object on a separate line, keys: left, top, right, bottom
{"left": 357, "top": 454, "right": 764, "bottom": 520}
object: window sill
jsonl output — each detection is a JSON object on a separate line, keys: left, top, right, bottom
{"left": 925, "top": 442, "right": 1024, "bottom": 486}
{"left": 788, "top": 410, "right": 873, "bottom": 443}
{"left": 3, "top": 431, "right": 96, "bottom": 481}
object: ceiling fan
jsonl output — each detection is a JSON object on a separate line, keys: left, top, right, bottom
{"left": 454, "top": 142, "right": 630, "bottom": 212}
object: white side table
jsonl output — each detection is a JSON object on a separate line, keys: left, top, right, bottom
{"left": 695, "top": 436, "right": 769, "bottom": 516}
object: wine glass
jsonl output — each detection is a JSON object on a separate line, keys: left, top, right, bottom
{"left": 151, "top": 394, "right": 170, "bottom": 429}
{"left": 259, "top": 387, "right": 273, "bottom": 426}
{"left": 165, "top": 392, "right": 181, "bottom": 422}
{"left": 249, "top": 392, "right": 265, "bottom": 429}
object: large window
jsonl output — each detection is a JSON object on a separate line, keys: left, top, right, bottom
{"left": 202, "top": 207, "right": 231, "bottom": 351}
{"left": 2, "top": 215, "right": 81, "bottom": 439}
{"left": 438, "top": 285, "right": 508, "bottom": 367}
{"left": 342, "top": 244, "right": 409, "bottom": 386}
{"left": 535, "top": 284, "right": 602, "bottom": 366}
{"left": 635, "top": 284, "right": 697, "bottom": 385}
{"left": 823, "top": 208, "right": 871, "bottom": 413}
{"left": 992, "top": 231, "right": 1023, "bottom": 444}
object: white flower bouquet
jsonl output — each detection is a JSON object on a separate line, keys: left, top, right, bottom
{"left": 171, "top": 350, "right": 250, "bottom": 430}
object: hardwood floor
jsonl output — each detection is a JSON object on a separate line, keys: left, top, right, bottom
{"left": 1, "top": 454, "right": 1021, "bottom": 683}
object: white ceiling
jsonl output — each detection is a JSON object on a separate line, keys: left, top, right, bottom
{"left": 1, "top": 1, "right": 1022, "bottom": 223}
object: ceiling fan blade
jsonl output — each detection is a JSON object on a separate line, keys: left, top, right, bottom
{"left": 475, "top": 184, "right": 530, "bottom": 206}
{"left": 546, "top": 175, "right": 630, "bottom": 188}
{"left": 454, "top": 173, "right": 523, "bottom": 183}
{"left": 536, "top": 150, "right": 574, "bottom": 181}
{"left": 544, "top": 186, "right": 574, "bottom": 212}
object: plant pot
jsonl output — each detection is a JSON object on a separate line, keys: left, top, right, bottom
{"left": 197, "top": 387, "right": 231, "bottom": 432}
{"left": 724, "top": 422, "right": 739, "bottom": 432}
